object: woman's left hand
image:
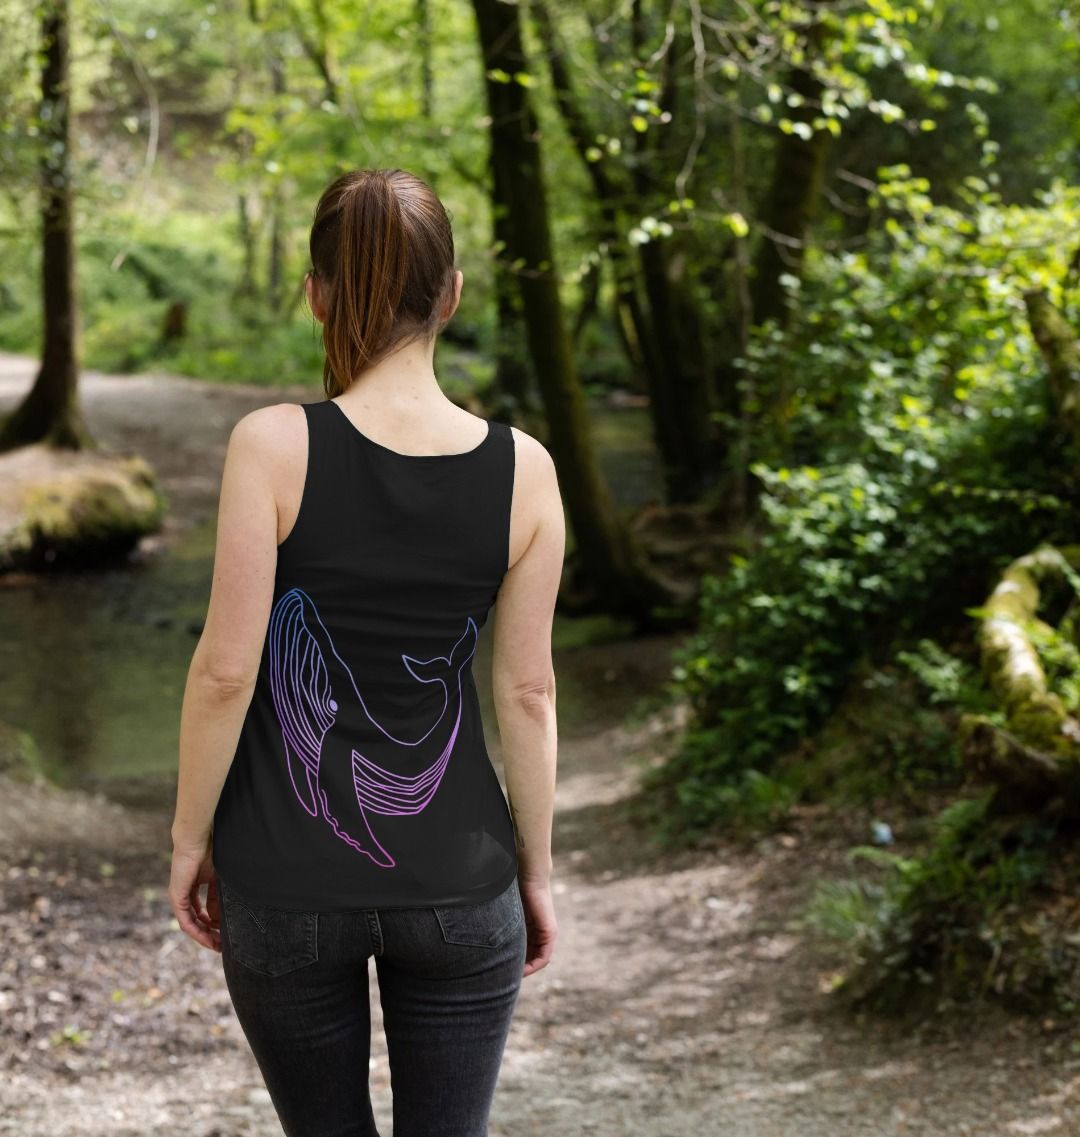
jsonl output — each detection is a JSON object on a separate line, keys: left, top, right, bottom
{"left": 169, "top": 835, "right": 221, "bottom": 953}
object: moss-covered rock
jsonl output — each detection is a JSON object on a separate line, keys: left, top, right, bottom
{"left": 0, "top": 443, "right": 167, "bottom": 571}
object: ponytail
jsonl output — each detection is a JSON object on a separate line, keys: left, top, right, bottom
{"left": 308, "top": 168, "right": 456, "bottom": 396}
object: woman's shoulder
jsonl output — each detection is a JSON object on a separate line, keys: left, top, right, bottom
{"left": 225, "top": 404, "right": 309, "bottom": 492}
{"left": 229, "top": 402, "right": 307, "bottom": 451}
{"left": 506, "top": 423, "right": 555, "bottom": 478}
{"left": 504, "top": 425, "right": 557, "bottom": 504}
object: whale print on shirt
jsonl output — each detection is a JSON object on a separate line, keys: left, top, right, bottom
{"left": 267, "top": 586, "right": 479, "bottom": 869}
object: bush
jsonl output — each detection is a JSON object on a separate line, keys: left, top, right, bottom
{"left": 648, "top": 177, "right": 1080, "bottom": 838}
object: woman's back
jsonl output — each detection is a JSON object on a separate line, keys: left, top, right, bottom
{"left": 212, "top": 396, "right": 520, "bottom": 910}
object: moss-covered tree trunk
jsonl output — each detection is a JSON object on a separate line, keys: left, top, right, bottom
{"left": 962, "top": 304, "right": 1080, "bottom": 811}
{"left": 0, "top": 0, "right": 92, "bottom": 454}
{"left": 961, "top": 545, "right": 1080, "bottom": 812}
{"left": 471, "top": 0, "right": 669, "bottom": 621}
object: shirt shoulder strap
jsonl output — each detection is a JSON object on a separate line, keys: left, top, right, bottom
{"left": 277, "top": 399, "right": 340, "bottom": 555}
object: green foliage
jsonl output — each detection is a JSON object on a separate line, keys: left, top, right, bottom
{"left": 895, "top": 637, "right": 998, "bottom": 715}
{"left": 787, "top": 662, "right": 966, "bottom": 807}
{"left": 81, "top": 301, "right": 163, "bottom": 373}
{"left": 652, "top": 179, "right": 1080, "bottom": 836}
{"left": 740, "top": 175, "right": 1080, "bottom": 474}
{"left": 655, "top": 453, "right": 1060, "bottom": 834}
{"left": 1031, "top": 623, "right": 1080, "bottom": 718}
{"left": 646, "top": 725, "right": 798, "bottom": 839}
{"left": 0, "top": 206, "right": 328, "bottom": 381}
{"left": 909, "top": 0, "right": 1080, "bottom": 200}
{"left": 801, "top": 793, "right": 1070, "bottom": 1011}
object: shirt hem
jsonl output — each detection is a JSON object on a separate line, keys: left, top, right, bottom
{"left": 212, "top": 853, "right": 521, "bottom": 913}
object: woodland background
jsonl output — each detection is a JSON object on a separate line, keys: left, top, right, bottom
{"left": 1, "top": 1, "right": 1080, "bottom": 1132}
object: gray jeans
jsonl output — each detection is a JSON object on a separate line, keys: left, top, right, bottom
{"left": 217, "top": 874, "right": 527, "bottom": 1137}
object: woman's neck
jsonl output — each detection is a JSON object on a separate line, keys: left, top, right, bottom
{"left": 337, "top": 339, "right": 446, "bottom": 414}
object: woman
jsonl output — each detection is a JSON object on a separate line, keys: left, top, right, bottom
{"left": 168, "top": 167, "right": 564, "bottom": 1137}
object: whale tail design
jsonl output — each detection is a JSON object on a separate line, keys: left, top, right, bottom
{"left": 401, "top": 617, "right": 479, "bottom": 685}
{"left": 353, "top": 616, "right": 479, "bottom": 818}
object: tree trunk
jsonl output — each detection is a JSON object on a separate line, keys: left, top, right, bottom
{"left": 267, "top": 42, "right": 287, "bottom": 314}
{"left": 635, "top": 237, "right": 714, "bottom": 500}
{"left": 534, "top": 0, "right": 715, "bottom": 503}
{"left": 416, "top": 0, "right": 433, "bottom": 120}
{"left": 715, "top": 91, "right": 755, "bottom": 526}
{"left": 1024, "top": 288, "right": 1080, "bottom": 450}
{"left": 236, "top": 193, "right": 258, "bottom": 302}
{"left": 748, "top": 22, "right": 833, "bottom": 450}
{"left": 471, "top": 0, "right": 669, "bottom": 622}
{"left": 0, "top": 0, "right": 92, "bottom": 453}
{"left": 977, "top": 545, "right": 1079, "bottom": 746}
{"left": 748, "top": 60, "right": 831, "bottom": 335}
{"left": 268, "top": 199, "right": 285, "bottom": 313}
{"left": 287, "top": 0, "right": 338, "bottom": 105}
{"left": 630, "top": 7, "right": 715, "bottom": 502}
{"left": 490, "top": 148, "right": 538, "bottom": 425}
{"left": 960, "top": 717, "right": 1080, "bottom": 814}
{"left": 570, "top": 257, "right": 600, "bottom": 348}
{"left": 531, "top": 0, "right": 651, "bottom": 383}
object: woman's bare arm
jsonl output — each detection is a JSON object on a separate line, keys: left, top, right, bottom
{"left": 490, "top": 429, "right": 565, "bottom": 884}
{"left": 169, "top": 404, "right": 299, "bottom": 949}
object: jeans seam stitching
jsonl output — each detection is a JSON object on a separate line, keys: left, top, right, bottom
{"left": 367, "top": 909, "right": 383, "bottom": 956}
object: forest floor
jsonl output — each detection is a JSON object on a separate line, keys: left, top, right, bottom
{"left": 3, "top": 352, "right": 1080, "bottom": 1136}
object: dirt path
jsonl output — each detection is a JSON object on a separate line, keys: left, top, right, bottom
{"left": 2, "top": 353, "right": 1080, "bottom": 1136}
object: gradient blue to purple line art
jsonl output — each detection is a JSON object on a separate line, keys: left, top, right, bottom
{"left": 267, "top": 586, "right": 479, "bottom": 868}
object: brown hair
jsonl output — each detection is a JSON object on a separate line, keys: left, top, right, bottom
{"left": 307, "top": 168, "right": 457, "bottom": 397}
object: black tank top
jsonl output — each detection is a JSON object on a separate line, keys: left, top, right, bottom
{"left": 211, "top": 398, "right": 519, "bottom": 911}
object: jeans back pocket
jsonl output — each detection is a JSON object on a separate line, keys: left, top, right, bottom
{"left": 220, "top": 878, "right": 319, "bottom": 977}
{"left": 433, "top": 878, "right": 523, "bottom": 949}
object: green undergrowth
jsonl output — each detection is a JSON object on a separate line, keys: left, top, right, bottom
{"left": 800, "top": 793, "right": 1080, "bottom": 1015}
{"left": 627, "top": 638, "right": 984, "bottom": 844}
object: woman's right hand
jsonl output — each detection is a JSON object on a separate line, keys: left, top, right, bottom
{"left": 519, "top": 874, "right": 557, "bottom": 977}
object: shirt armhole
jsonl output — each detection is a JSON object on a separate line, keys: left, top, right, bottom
{"left": 277, "top": 403, "right": 313, "bottom": 551}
